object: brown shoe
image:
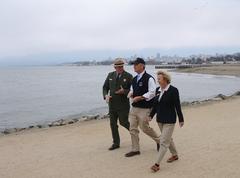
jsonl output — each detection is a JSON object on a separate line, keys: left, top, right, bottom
{"left": 151, "top": 164, "right": 160, "bottom": 172}
{"left": 167, "top": 155, "right": 178, "bottom": 163}
{"left": 125, "top": 151, "right": 140, "bottom": 157}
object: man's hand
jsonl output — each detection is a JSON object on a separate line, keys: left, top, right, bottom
{"left": 127, "top": 91, "right": 133, "bottom": 99}
{"left": 105, "top": 95, "right": 112, "bottom": 103}
{"left": 179, "top": 122, "right": 184, "bottom": 128}
{"left": 115, "top": 86, "right": 125, "bottom": 95}
{"left": 132, "top": 96, "right": 144, "bottom": 103}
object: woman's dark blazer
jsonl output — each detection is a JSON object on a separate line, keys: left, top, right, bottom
{"left": 149, "top": 85, "right": 184, "bottom": 124}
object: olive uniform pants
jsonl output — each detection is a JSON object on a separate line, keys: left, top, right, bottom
{"left": 109, "top": 109, "right": 130, "bottom": 146}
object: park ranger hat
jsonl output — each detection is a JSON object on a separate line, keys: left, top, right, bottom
{"left": 114, "top": 58, "right": 125, "bottom": 67}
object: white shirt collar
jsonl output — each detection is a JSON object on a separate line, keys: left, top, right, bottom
{"left": 158, "top": 84, "right": 170, "bottom": 92}
{"left": 137, "top": 70, "right": 145, "bottom": 78}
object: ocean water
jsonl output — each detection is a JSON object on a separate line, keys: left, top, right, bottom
{"left": 0, "top": 65, "right": 240, "bottom": 130}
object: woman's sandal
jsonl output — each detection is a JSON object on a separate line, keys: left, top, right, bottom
{"left": 167, "top": 155, "right": 179, "bottom": 163}
{"left": 151, "top": 164, "right": 160, "bottom": 172}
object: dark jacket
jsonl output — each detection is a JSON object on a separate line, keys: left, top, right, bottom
{"left": 103, "top": 70, "right": 133, "bottom": 110}
{"left": 132, "top": 71, "right": 154, "bottom": 108}
{"left": 149, "top": 85, "right": 184, "bottom": 124}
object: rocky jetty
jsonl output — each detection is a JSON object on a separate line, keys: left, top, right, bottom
{"left": 1, "top": 114, "right": 109, "bottom": 135}
{"left": 181, "top": 91, "right": 240, "bottom": 107}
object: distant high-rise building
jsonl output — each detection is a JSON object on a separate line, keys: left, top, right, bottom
{"left": 156, "top": 53, "right": 161, "bottom": 60}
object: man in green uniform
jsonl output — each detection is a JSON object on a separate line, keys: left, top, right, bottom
{"left": 103, "top": 58, "right": 133, "bottom": 150}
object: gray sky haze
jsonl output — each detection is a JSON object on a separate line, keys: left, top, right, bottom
{"left": 0, "top": 0, "right": 240, "bottom": 65}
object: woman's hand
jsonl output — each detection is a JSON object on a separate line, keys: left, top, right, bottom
{"left": 179, "top": 122, "right": 184, "bottom": 128}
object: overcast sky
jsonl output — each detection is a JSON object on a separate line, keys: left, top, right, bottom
{"left": 0, "top": 0, "right": 240, "bottom": 65}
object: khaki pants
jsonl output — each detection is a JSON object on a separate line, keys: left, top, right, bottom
{"left": 129, "top": 107, "right": 160, "bottom": 152}
{"left": 156, "top": 123, "right": 178, "bottom": 164}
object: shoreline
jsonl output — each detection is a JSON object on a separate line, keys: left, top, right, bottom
{"left": 1, "top": 90, "right": 240, "bottom": 136}
{"left": 1, "top": 64, "right": 240, "bottom": 135}
{"left": 173, "top": 64, "right": 240, "bottom": 77}
{"left": 1, "top": 65, "right": 239, "bottom": 134}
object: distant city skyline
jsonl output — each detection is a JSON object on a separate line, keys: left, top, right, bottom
{"left": 1, "top": 0, "right": 240, "bottom": 66}
{"left": 1, "top": 47, "right": 239, "bottom": 67}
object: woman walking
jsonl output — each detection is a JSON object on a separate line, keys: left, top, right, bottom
{"left": 148, "top": 70, "right": 184, "bottom": 172}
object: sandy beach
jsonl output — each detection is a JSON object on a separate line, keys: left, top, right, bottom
{"left": 175, "top": 64, "right": 240, "bottom": 77}
{"left": 0, "top": 96, "right": 240, "bottom": 178}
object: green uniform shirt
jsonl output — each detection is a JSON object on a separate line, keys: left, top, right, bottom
{"left": 103, "top": 70, "right": 133, "bottom": 111}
